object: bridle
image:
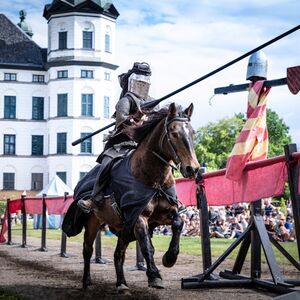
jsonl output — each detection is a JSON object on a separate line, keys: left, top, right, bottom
{"left": 152, "top": 115, "right": 190, "bottom": 171}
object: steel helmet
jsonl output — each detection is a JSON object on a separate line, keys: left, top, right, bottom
{"left": 246, "top": 51, "right": 268, "bottom": 80}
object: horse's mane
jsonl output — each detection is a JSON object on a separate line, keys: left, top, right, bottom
{"left": 122, "top": 104, "right": 186, "bottom": 144}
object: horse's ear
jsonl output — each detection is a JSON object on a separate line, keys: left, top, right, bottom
{"left": 184, "top": 103, "right": 194, "bottom": 118}
{"left": 168, "top": 102, "right": 177, "bottom": 117}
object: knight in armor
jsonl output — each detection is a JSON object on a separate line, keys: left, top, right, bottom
{"left": 77, "top": 62, "right": 153, "bottom": 213}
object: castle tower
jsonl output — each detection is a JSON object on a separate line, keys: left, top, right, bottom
{"left": 43, "top": 0, "right": 119, "bottom": 188}
{"left": 0, "top": 2, "right": 119, "bottom": 192}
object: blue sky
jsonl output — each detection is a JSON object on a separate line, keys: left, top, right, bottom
{"left": 1, "top": 1, "right": 300, "bottom": 145}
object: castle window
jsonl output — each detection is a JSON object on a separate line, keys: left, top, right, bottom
{"left": 31, "top": 173, "right": 43, "bottom": 190}
{"left": 3, "top": 173, "right": 15, "bottom": 190}
{"left": 4, "top": 134, "right": 15, "bottom": 155}
{"left": 105, "top": 33, "right": 111, "bottom": 52}
{"left": 57, "top": 94, "right": 68, "bottom": 117}
{"left": 81, "top": 94, "right": 93, "bottom": 116}
{"left": 104, "top": 71, "right": 110, "bottom": 80}
{"left": 31, "top": 135, "right": 43, "bottom": 156}
{"left": 80, "top": 133, "right": 92, "bottom": 154}
{"left": 32, "top": 97, "right": 44, "bottom": 120}
{"left": 4, "top": 73, "right": 17, "bottom": 81}
{"left": 57, "top": 132, "right": 67, "bottom": 154}
{"left": 59, "top": 31, "right": 67, "bottom": 49}
{"left": 4, "top": 96, "right": 16, "bottom": 119}
{"left": 32, "top": 75, "right": 45, "bottom": 83}
{"left": 83, "top": 31, "right": 93, "bottom": 49}
{"left": 104, "top": 96, "right": 110, "bottom": 119}
{"left": 81, "top": 70, "right": 93, "bottom": 78}
{"left": 57, "top": 70, "right": 68, "bottom": 79}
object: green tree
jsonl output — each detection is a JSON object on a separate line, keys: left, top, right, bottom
{"left": 195, "top": 109, "right": 291, "bottom": 171}
{"left": 267, "top": 109, "right": 292, "bottom": 157}
{"left": 195, "top": 113, "right": 244, "bottom": 170}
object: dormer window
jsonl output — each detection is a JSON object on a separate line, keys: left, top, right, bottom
{"left": 59, "top": 31, "right": 67, "bottom": 49}
{"left": 83, "top": 31, "right": 93, "bottom": 49}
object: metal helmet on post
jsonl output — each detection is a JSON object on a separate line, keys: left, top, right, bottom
{"left": 128, "top": 62, "right": 152, "bottom": 99}
{"left": 246, "top": 51, "right": 268, "bottom": 81}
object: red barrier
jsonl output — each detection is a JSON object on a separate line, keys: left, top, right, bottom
{"left": 176, "top": 155, "right": 289, "bottom": 206}
{"left": 0, "top": 196, "right": 73, "bottom": 243}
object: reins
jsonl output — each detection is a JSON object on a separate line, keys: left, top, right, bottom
{"left": 152, "top": 115, "right": 190, "bottom": 171}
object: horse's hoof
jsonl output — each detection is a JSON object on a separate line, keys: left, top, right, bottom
{"left": 148, "top": 277, "right": 164, "bottom": 289}
{"left": 162, "top": 252, "right": 177, "bottom": 268}
{"left": 82, "top": 277, "right": 92, "bottom": 290}
{"left": 117, "top": 284, "right": 131, "bottom": 295}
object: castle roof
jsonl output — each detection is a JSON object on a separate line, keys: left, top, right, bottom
{"left": 0, "top": 14, "right": 46, "bottom": 70}
{"left": 43, "top": 0, "right": 119, "bottom": 20}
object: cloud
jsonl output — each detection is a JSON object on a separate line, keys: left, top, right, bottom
{"left": 1, "top": 0, "right": 300, "bottom": 145}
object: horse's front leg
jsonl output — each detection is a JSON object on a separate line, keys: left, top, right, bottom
{"left": 82, "top": 214, "right": 99, "bottom": 290}
{"left": 134, "top": 216, "right": 164, "bottom": 289}
{"left": 114, "top": 236, "right": 130, "bottom": 294}
{"left": 162, "top": 212, "right": 183, "bottom": 268}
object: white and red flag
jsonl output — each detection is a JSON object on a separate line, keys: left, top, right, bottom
{"left": 225, "top": 81, "right": 271, "bottom": 181}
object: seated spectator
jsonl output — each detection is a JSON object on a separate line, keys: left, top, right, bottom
{"left": 284, "top": 215, "right": 293, "bottom": 233}
{"left": 226, "top": 217, "right": 243, "bottom": 239}
{"left": 238, "top": 215, "right": 249, "bottom": 230}
{"left": 225, "top": 205, "right": 234, "bottom": 218}
{"left": 186, "top": 214, "right": 200, "bottom": 236}
{"left": 263, "top": 198, "right": 276, "bottom": 217}
{"left": 210, "top": 216, "right": 229, "bottom": 238}
{"left": 208, "top": 207, "right": 218, "bottom": 225}
{"left": 278, "top": 221, "right": 290, "bottom": 242}
{"left": 234, "top": 203, "right": 245, "bottom": 216}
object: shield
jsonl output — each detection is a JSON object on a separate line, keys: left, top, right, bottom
{"left": 287, "top": 66, "right": 300, "bottom": 95}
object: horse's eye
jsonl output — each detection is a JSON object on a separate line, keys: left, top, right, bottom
{"left": 171, "top": 132, "right": 179, "bottom": 139}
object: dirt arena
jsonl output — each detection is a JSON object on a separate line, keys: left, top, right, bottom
{"left": 0, "top": 235, "right": 298, "bottom": 299}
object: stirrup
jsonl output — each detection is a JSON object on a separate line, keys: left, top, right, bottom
{"left": 77, "top": 199, "right": 92, "bottom": 214}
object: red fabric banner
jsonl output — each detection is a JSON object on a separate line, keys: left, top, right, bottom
{"left": 0, "top": 199, "right": 21, "bottom": 243}
{"left": 176, "top": 159, "right": 287, "bottom": 206}
{"left": 0, "top": 196, "right": 73, "bottom": 243}
{"left": 45, "top": 196, "right": 73, "bottom": 214}
{"left": 0, "top": 209, "right": 8, "bottom": 243}
{"left": 25, "top": 197, "right": 43, "bottom": 214}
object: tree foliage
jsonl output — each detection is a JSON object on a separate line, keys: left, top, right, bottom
{"left": 195, "top": 109, "right": 291, "bottom": 171}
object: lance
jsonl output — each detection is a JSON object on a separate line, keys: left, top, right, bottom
{"left": 72, "top": 24, "right": 300, "bottom": 146}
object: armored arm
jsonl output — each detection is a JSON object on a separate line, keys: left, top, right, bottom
{"left": 115, "top": 97, "right": 132, "bottom": 127}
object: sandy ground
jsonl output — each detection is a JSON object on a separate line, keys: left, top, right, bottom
{"left": 0, "top": 235, "right": 299, "bottom": 300}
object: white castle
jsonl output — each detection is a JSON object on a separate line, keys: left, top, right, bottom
{"left": 0, "top": 0, "right": 119, "bottom": 191}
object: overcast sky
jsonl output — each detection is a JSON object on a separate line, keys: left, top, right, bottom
{"left": 1, "top": 1, "right": 300, "bottom": 145}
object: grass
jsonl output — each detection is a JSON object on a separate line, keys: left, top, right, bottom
{"left": 9, "top": 220, "right": 299, "bottom": 266}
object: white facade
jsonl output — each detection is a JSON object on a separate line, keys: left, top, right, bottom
{"left": 0, "top": 7, "right": 118, "bottom": 191}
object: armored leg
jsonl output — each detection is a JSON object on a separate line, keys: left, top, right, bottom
{"left": 78, "top": 156, "right": 112, "bottom": 213}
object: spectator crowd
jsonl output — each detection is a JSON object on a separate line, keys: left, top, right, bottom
{"left": 154, "top": 198, "right": 296, "bottom": 242}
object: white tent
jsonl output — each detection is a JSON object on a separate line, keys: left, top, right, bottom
{"left": 34, "top": 175, "right": 73, "bottom": 229}
{"left": 36, "top": 175, "right": 73, "bottom": 197}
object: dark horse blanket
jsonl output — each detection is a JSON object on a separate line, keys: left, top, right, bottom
{"left": 62, "top": 153, "right": 178, "bottom": 239}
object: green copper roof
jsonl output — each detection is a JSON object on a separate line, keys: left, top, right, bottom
{"left": 17, "top": 10, "right": 33, "bottom": 37}
{"left": 43, "top": 0, "right": 119, "bottom": 20}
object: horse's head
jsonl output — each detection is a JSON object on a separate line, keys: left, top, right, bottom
{"left": 162, "top": 103, "right": 200, "bottom": 178}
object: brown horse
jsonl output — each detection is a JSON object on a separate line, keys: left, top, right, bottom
{"left": 81, "top": 102, "right": 199, "bottom": 293}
